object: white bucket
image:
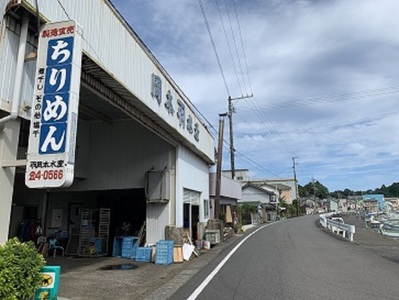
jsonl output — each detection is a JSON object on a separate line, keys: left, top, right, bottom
{"left": 203, "top": 241, "right": 210, "bottom": 250}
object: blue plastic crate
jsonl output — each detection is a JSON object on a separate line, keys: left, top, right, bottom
{"left": 124, "top": 237, "right": 139, "bottom": 258}
{"left": 112, "top": 237, "right": 123, "bottom": 257}
{"left": 155, "top": 253, "right": 173, "bottom": 265}
{"left": 114, "top": 236, "right": 139, "bottom": 258}
{"left": 131, "top": 241, "right": 139, "bottom": 258}
{"left": 156, "top": 240, "right": 174, "bottom": 252}
{"left": 155, "top": 240, "right": 174, "bottom": 265}
{"left": 122, "top": 236, "right": 136, "bottom": 249}
{"left": 135, "top": 247, "right": 152, "bottom": 262}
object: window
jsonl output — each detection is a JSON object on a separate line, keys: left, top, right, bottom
{"left": 183, "top": 189, "right": 200, "bottom": 205}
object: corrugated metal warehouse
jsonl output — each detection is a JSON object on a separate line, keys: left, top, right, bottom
{"left": 0, "top": 0, "right": 214, "bottom": 255}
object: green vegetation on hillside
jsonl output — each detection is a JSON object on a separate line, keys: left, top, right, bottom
{"left": 299, "top": 181, "right": 399, "bottom": 199}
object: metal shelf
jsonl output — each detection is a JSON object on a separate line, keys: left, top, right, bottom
{"left": 78, "top": 208, "right": 110, "bottom": 257}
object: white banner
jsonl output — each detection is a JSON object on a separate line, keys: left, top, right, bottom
{"left": 26, "top": 20, "right": 82, "bottom": 188}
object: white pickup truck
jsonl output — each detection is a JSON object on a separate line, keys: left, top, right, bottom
{"left": 330, "top": 217, "right": 344, "bottom": 233}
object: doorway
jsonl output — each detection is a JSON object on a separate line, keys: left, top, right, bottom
{"left": 183, "top": 189, "right": 201, "bottom": 241}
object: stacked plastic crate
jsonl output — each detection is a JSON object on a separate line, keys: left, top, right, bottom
{"left": 112, "top": 237, "right": 122, "bottom": 257}
{"left": 155, "top": 240, "right": 174, "bottom": 265}
{"left": 112, "top": 236, "right": 138, "bottom": 258}
{"left": 205, "top": 229, "right": 221, "bottom": 245}
{"left": 135, "top": 247, "right": 152, "bottom": 262}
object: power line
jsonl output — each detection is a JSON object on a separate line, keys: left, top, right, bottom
{"left": 216, "top": 0, "right": 243, "bottom": 96}
{"left": 237, "top": 95, "right": 296, "bottom": 156}
{"left": 57, "top": 0, "right": 70, "bottom": 20}
{"left": 231, "top": 84, "right": 399, "bottom": 159}
{"left": 260, "top": 86, "right": 399, "bottom": 110}
{"left": 232, "top": 0, "right": 253, "bottom": 95}
{"left": 280, "top": 109, "right": 399, "bottom": 135}
{"left": 208, "top": 115, "right": 284, "bottom": 179}
{"left": 198, "top": 0, "right": 230, "bottom": 97}
{"left": 235, "top": 149, "right": 280, "bottom": 177}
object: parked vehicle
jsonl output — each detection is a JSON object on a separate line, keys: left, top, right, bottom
{"left": 331, "top": 217, "right": 344, "bottom": 224}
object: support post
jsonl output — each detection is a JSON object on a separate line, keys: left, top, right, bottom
{"left": 292, "top": 157, "right": 299, "bottom": 216}
{"left": 215, "top": 113, "right": 227, "bottom": 220}
{"left": 0, "top": 120, "right": 21, "bottom": 244}
{"left": 227, "top": 94, "right": 253, "bottom": 180}
{"left": 228, "top": 97, "right": 235, "bottom": 180}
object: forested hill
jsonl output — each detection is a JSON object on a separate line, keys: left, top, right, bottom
{"left": 300, "top": 181, "right": 399, "bottom": 199}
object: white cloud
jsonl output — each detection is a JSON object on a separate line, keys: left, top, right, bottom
{"left": 111, "top": 0, "right": 399, "bottom": 191}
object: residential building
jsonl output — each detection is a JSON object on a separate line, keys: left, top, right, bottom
{"left": 224, "top": 170, "right": 296, "bottom": 204}
{"left": 362, "top": 194, "right": 384, "bottom": 211}
{"left": 222, "top": 169, "right": 249, "bottom": 181}
{"left": 240, "top": 183, "right": 277, "bottom": 222}
{"left": 330, "top": 198, "right": 348, "bottom": 212}
{"left": 385, "top": 197, "right": 399, "bottom": 211}
{"left": 209, "top": 173, "right": 242, "bottom": 222}
{"left": 363, "top": 199, "right": 379, "bottom": 212}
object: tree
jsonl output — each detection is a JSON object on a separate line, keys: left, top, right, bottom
{"left": 330, "top": 181, "right": 399, "bottom": 198}
{"left": 237, "top": 203, "right": 258, "bottom": 225}
{"left": 302, "top": 180, "right": 329, "bottom": 199}
{"left": 329, "top": 190, "right": 343, "bottom": 199}
{"left": 278, "top": 199, "right": 298, "bottom": 218}
{"left": 298, "top": 185, "right": 307, "bottom": 197}
{"left": 343, "top": 189, "right": 353, "bottom": 197}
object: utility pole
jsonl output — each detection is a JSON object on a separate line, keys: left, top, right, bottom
{"left": 312, "top": 176, "right": 317, "bottom": 213}
{"left": 215, "top": 113, "right": 228, "bottom": 220}
{"left": 228, "top": 94, "right": 252, "bottom": 180}
{"left": 275, "top": 184, "right": 279, "bottom": 220}
{"left": 312, "top": 176, "right": 316, "bottom": 202}
{"left": 292, "top": 157, "right": 299, "bottom": 216}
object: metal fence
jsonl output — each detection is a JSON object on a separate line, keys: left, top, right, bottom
{"left": 320, "top": 213, "right": 356, "bottom": 242}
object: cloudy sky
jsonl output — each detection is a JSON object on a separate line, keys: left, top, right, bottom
{"left": 110, "top": 0, "right": 399, "bottom": 192}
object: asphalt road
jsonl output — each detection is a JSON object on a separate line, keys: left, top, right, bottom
{"left": 171, "top": 215, "right": 399, "bottom": 300}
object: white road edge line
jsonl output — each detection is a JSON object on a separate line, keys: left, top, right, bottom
{"left": 187, "top": 222, "right": 274, "bottom": 300}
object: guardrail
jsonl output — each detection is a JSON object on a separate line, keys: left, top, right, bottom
{"left": 319, "top": 213, "right": 356, "bottom": 242}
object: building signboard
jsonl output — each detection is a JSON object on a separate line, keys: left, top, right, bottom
{"left": 26, "top": 20, "right": 82, "bottom": 188}
{"left": 151, "top": 74, "right": 200, "bottom": 142}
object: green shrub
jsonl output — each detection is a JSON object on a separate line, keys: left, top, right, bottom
{"left": 233, "top": 223, "right": 242, "bottom": 233}
{"left": 0, "top": 237, "right": 46, "bottom": 300}
{"left": 218, "top": 212, "right": 226, "bottom": 223}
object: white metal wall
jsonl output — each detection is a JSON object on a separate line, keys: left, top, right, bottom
{"left": 146, "top": 203, "right": 170, "bottom": 245}
{"left": 209, "top": 173, "right": 242, "bottom": 199}
{"left": 176, "top": 145, "right": 210, "bottom": 226}
{"left": 240, "top": 186, "right": 271, "bottom": 204}
{"left": 0, "top": 15, "right": 36, "bottom": 120}
{"left": 69, "top": 119, "right": 174, "bottom": 191}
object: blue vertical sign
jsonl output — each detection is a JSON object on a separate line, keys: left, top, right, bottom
{"left": 39, "top": 37, "right": 73, "bottom": 155}
{"left": 26, "top": 21, "right": 82, "bottom": 188}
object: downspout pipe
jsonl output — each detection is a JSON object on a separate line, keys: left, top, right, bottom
{"left": 0, "top": 16, "right": 29, "bottom": 129}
